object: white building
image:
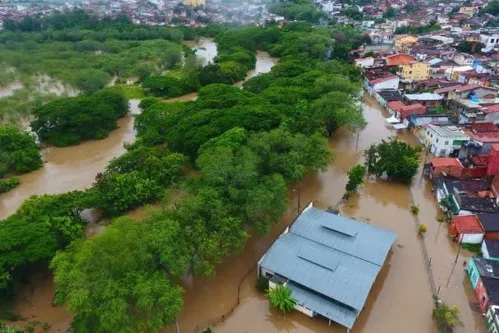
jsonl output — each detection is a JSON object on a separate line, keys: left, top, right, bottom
{"left": 421, "top": 125, "right": 470, "bottom": 156}
{"left": 354, "top": 57, "right": 374, "bottom": 68}
{"left": 365, "top": 75, "right": 399, "bottom": 94}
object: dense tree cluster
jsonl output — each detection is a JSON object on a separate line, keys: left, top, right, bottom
{"left": 31, "top": 89, "right": 128, "bottom": 146}
{"left": 0, "top": 8, "right": 368, "bottom": 330}
{"left": 364, "top": 139, "right": 421, "bottom": 184}
{"left": 0, "top": 191, "right": 91, "bottom": 293}
{"left": 0, "top": 11, "right": 190, "bottom": 93}
{"left": 91, "top": 145, "right": 187, "bottom": 216}
{"left": 268, "top": 0, "right": 326, "bottom": 23}
{"left": 394, "top": 23, "right": 442, "bottom": 35}
{"left": 0, "top": 124, "right": 42, "bottom": 178}
{"left": 481, "top": 0, "right": 499, "bottom": 16}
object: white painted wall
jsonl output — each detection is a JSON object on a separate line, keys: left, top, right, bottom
{"left": 373, "top": 77, "right": 399, "bottom": 92}
{"left": 483, "top": 241, "right": 491, "bottom": 259}
{"left": 460, "top": 233, "right": 484, "bottom": 244}
{"left": 294, "top": 303, "right": 314, "bottom": 317}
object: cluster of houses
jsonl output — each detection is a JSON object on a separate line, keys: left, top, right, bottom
{"left": 357, "top": 32, "right": 499, "bottom": 331}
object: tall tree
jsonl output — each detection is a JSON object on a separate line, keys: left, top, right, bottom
{"left": 51, "top": 217, "right": 184, "bottom": 333}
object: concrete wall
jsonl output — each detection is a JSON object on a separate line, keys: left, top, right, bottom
{"left": 475, "top": 277, "right": 490, "bottom": 313}
{"left": 373, "top": 78, "right": 399, "bottom": 92}
{"left": 467, "top": 257, "right": 480, "bottom": 289}
{"left": 461, "top": 233, "right": 484, "bottom": 244}
{"left": 294, "top": 303, "right": 314, "bottom": 317}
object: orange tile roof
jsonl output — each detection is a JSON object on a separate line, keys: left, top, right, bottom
{"left": 431, "top": 158, "right": 463, "bottom": 168}
{"left": 452, "top": 215, "right": 484, "bottom": 234}
{"left": 386, "top": 53, "right": 416, "bottom": 66}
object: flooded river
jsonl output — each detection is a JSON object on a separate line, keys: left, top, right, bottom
{"left": 2, "top": 36, "right": 486, "bottom": 332}
{"left": 1, "top": 39, "right": 286, "bottom": 331}
{"left": 166, "top": 95, "right": 485, "bottom": 333}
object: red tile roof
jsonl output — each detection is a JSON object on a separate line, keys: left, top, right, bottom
{"left": 471, "top": 122, "right": 499, "bottom": 133}
{"left": 431, "top": 158, "right": 463, "bottom": 168}
{"left": 385, "top": 53, "right": 416, "bottom": 66}
{"left": 387, "top": 101, "right": 406, "bottom": 111}
{"left": 434, "top": 85, "right": 462, "bottom": 94}
{"left": 451, "top": 215, "right": 484, "bottom": 234}
{"left": 482, "top": 104, "right": 499, "bottom": 114}
{"left": 456, "top": 84, "right": 480, "bottom": 92}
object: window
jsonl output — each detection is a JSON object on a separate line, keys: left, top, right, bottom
{"left": 445, "top": 141, "right": 449, "bottom": 145}
{"left": 436, "top": 138, "right": 439, "bottom": 143}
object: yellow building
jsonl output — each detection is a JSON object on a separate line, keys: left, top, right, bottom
{"left": 397, "top": 62, "right": 430, "bottom": 82}
{"left": 394, "top": 35, "right": 418, "bottom": 52}
{"left": 184, "top": 0, "right": 205, "bottom": 6}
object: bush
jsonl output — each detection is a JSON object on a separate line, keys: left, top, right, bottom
{"left": 266, "top": 285, "right": 297, "bottom": 315}
{"left": 256, "top": 276, "right": 269, "bottom": 293}
{"left": 433, "top": 303, "right": 463, "bottom": 331}
{"left": 0, "top": 178, "right": 20, "bottom": 194}
{"left": 418, "top": 224, "right": 427, "bottom": 233}
{"left": 411, "top": 205, "right": 420, "bottom": 215}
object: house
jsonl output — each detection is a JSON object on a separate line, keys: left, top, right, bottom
{"left": 421, "top": 125, "right": 470, "bottom": 157}
{"left": 397, "top": 62, "right": 430, "bottom": 82}
{"left": 394, "top": 35, "right": 418, "bottom": 52}
{"left": 258, "top": 203, "right": 396, "bottom": 330}
{"left": 467, "top": 257, "right": 499, "bottom": 313}
{"left": 446, "top": 66, "right": 474, "bottom": 81}
{"left": 399, "top": 104, "right": 427, "bottom": 119}
{"left": 486, "top": 305, "right": 499, "bottom": 333}
{"left": 429, "top": 158, "right": 464, "bottom": 178}
{"left": 453, "top": 52, "right": 475, "bottom": 66}
{"left": 355, "top": 57, "right": 374, "bottom": 68}
{"left": 385, "top": 53, "right": 416, "bottom": 66}
{"left": 403, "top": 93, "right": 444, "bottom": 108}
{"left": 478, "top": 213, "right": 499, "bottom": 240}
{"left": 463, "top": 124, "right": 499, "bottom": 154}
{"left": 436, "top": 178, "right": 497, "bottom": 215}
{"left": 482, "top": 240, "right": 499, "bottom": 261}
{"left": 365, "top": 75, "right": 400, "bottom": 94}
{"left": 449, "top": 214, "right": 484, "bottom": 244}
{"left": 406, "top": 114, "right": 450, "bottom": 128}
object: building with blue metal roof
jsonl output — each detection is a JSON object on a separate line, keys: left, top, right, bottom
{"left": 258, "top": 203, "right": 397, "bottom": 330}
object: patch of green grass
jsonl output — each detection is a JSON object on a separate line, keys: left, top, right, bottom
{"left": 462, "top": 243, "right": 482, "bottom": 255}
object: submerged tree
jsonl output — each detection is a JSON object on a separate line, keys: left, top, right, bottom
{"left": 364, "top": 139, "right": 420, "bottom": 185}
{"left": 432, "top": 303, "right": 463, "bottom": 332}
{"left": 266, "top": 285, "right": 297, "bottom": 315}
{"left": 345, "top": 164, "right": 366, "bottom": 195}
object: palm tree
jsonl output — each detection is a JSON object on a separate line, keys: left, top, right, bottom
{"left": 266, "top": 285, "right": 297, "bottom": 314}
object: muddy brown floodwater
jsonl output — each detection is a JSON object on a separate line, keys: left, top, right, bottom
{"left": 3, "top": 42, "right": 284, "bottom": 332}
{"left": 164, "top": 95, "right": 486, "bottom": 333}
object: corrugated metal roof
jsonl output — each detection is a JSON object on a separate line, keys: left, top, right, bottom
{"left": 287, "top": 282, "right": 357, "bottom": 329}
{"left": 289, "top": 208, "right": 397, "bottom": 266}
{"left": 259, "top": 207, "right": 396, "bottom": 328}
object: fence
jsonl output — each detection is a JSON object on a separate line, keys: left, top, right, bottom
{"left": 408, "top": 182, "right": 441, "bottom": 306}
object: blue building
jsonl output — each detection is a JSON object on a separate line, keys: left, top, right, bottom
{"left": 258, "top": 203, "right": 397, "bottom": 331}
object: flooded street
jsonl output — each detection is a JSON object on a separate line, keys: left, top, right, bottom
{"left": 168, "top": 95, "right": 485, "bottom": 333}
{"left": 1, "top": 34, "right": 486, "bottom": 332}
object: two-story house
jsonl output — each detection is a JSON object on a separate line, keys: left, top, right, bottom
{"left": 397, "top": 61, "right": 430, "bottom": 82}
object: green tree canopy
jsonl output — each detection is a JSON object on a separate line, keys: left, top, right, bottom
{"left": 364, "top": 139, "right": 421, "bottom": 184}
{"left": 0, "top": 124, "right": 42, "bottom": 177}
{"left": 31, "top": 89, "right": 128, "bottom": 146}
{"left": 50, "top": 217, "right": 184, "bottom": 333}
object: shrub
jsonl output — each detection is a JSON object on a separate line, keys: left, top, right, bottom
{"left": 419, "top": 224, "right": 427, "bottom": 233}
{"left": 0, "top": 177, "right": 20, "bottom": 194}
{"left": 433, "top": 303, "right": 463, "bottom": 331}
{"left": 410, "top": 205, "right": 420, "bottom": 215}
{"left": 266, "top": 285, "right": 297, "bottom": 315}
